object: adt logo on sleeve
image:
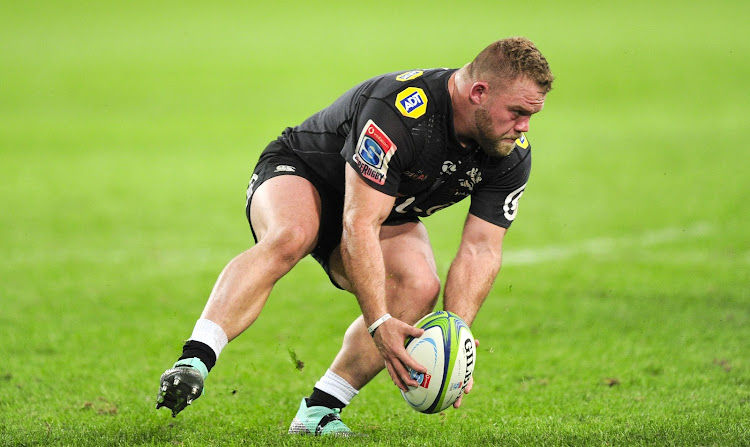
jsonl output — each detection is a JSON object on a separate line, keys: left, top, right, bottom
{"left": 353, "top": 120, "right": 397, "bottom": 185}
{"left": 395, "top": 87, "right": 428, "bottom": 119}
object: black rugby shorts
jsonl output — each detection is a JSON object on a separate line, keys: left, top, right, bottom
{"left": 245, "top": 139, "right": 345, "bottom": 289}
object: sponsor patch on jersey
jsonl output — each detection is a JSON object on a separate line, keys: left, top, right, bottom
{"left": 514, "top": 133, "right": 529, "bottom": 149}
{"left": 353, "top": 120, "right": 397, "bottom": 185}
{"left": 395, "top": 87, "right": 428, "bottom": 119}
{"left": 396, "top": 70, "right": 424, "bottom": 82}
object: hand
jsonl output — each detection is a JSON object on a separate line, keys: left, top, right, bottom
{"left": 372, "top": 317, "right": 426, "bottom": 392}
{"left": 453, "top": 338, "right": 479, "bottom": 409}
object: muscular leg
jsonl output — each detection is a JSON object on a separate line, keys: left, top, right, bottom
{"left": 158, "top": 175, "right": 323, "bottom": 417}
{"left": 201, "top": 175, "right": 322, "bottom": 341}
{"left": 327, "top": 221, "right": 440, "bottom": 389}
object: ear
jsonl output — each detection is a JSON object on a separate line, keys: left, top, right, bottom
{"left": 468, "top": 81, "right": 489, "bottom": 105}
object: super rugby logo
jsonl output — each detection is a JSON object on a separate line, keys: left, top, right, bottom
{"left": 395, "top": 87, "right": 428, "bottom": 119}
{"left": 354, "top": 120, "right": 397, "bottom": 186}
{"left": 359, "top": 137, "right": 385, "bottom": 168}
{"left": 503, "top": 182, "right": 527, "bottom": 221}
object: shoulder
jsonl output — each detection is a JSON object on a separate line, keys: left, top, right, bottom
{"left": 362, "top": 69, "right": 455, "bottom": 122}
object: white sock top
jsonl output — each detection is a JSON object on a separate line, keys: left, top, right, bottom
{"left": 189, "top": 318, "right": 229, "bottom": 360}
{"left": 315, "top": 369, "right": 359, "bottom": 405}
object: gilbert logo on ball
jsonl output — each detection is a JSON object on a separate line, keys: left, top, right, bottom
{"left": 401, "top": 311, "right": 475, "bottom": 413}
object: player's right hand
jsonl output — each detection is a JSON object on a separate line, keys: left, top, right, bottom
{"left": 372, "top": 317, "right": 426, "bottom": 392}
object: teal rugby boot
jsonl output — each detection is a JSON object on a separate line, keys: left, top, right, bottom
{"left": 288, "top": 398, "right": 352, "bottom": 436}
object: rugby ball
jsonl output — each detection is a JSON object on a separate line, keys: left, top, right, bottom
{"left": 401, "top": 311, "right": 476, "bottom": 413}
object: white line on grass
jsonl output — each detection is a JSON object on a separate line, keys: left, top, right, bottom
{"left": 504, "top": 222, "right": 714, "bottom": 266}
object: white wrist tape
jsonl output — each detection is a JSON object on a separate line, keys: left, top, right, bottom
{"left": 367, "top": 313, "right": 392, "bottom": 337}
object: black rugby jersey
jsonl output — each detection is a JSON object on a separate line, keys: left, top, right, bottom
{"left": 278, "top": 68, "right": 531, "bottom": 228}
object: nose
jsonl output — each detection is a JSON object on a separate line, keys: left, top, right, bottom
{"left": 514, "top": 116, "right": 530, "bottom": 133}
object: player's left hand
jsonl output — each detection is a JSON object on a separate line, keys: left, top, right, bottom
{"left": 453, "top": 338, "right": 479, "bottom": 409}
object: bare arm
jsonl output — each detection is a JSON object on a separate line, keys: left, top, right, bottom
{"left": 341, "top": 164, "right": 425, "bottom": 390}
{"left": 445, "top": 214, "right": 505, "bottom": 408}
{"left": 443, "top": 213, "right": 506, "bottom": 325}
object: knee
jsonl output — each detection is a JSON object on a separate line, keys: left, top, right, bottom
{"left": 258, "top": 224, "right": 316, "bottom": 267}
{"left": 393, "top": 272, "right": 440, "bottom": 319}
{"left": 417, "top": 274, "right": 441, "bottom": 311}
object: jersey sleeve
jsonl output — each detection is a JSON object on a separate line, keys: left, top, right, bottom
{"left": 469, "top": 149, "right": 532, "bottom": 228}
{"left": 341, "top": 97, "right": 414, "bottom": 196}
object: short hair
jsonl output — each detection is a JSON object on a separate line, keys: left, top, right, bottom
{"left": 468, "top": 37, "right": 554, "bottom": 93}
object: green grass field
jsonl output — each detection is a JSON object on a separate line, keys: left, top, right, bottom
{"left": 2, "top": 0, "right": 749, "bottom": 445}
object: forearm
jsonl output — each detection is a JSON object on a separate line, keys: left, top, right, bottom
{"left": 341, "top": 224, "right": 388, "bottom": 326}
{"left": 443, "top": 248, "right": 502, "bottom": 326}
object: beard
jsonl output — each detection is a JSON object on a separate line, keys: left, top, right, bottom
{"left": 474, "top": 108, "right": 518, "bottom": 157}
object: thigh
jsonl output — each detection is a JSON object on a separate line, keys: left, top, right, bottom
{"left": 247, "top": 141, "right": 348, "bottom": 283}
{"left": 249, "top": 175, "right": 321, "bottom": 246}
{"left": 246, "top": 143, "right": 323, "bottom": 247}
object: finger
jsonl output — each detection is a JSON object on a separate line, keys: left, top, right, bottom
{"left": 454, "top": 376, "right": 474, "bottom": 409}
{"left": 385, "top": 351, "right": 416, "bottom": 391}
{"left": 400, "top": 323, "right": 425, "bottom": 373}
{"left": 399, "top": 348, "right": 427, "bottom": 375}
{"left": 410, "top": 326, "right": 425, "bottom": 338}
{"left": 393, "top": 358, "right": 420, "bottom": 390}
{"left": 384, "top": 360, "right": 409, "bottom": 392}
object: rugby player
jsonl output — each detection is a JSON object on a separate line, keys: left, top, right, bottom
{"left": 156, "top": 37, "right": 554, "bottom": 435}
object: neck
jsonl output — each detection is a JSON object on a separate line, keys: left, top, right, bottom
{"left": 449, "top": 65, "right": 474, "bottom": 148}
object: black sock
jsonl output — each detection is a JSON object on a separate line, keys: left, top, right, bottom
{"left": 306, "top": 387, "right": 346, "bottom": 410}
{"left": 178, "top": 340, "right": 217, "bottom": 372}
